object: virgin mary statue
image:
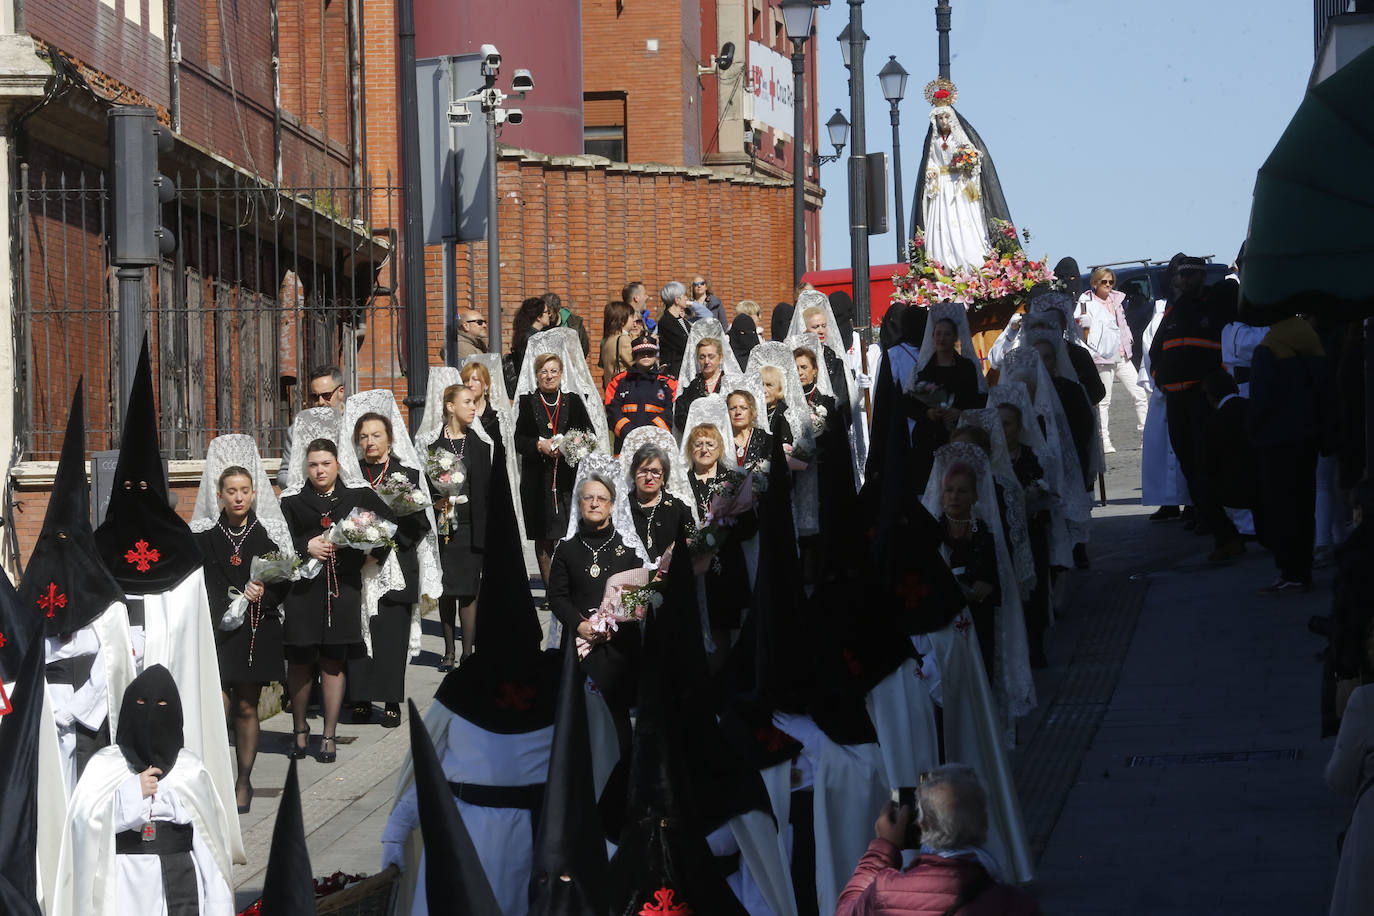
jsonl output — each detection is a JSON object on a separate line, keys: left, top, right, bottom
{"left": 909, "top": 79, "right": 1015, "bottom": 271}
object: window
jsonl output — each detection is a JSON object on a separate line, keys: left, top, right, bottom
{"left": 584, "top": 92, "right": 627, "bottom": 161}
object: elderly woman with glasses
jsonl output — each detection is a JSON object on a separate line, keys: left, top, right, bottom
{"left": 547, "top": 470, "right": 644, "bottom": 756}
{"left": 626, "top": 442, "right": 693, "bottom": 564}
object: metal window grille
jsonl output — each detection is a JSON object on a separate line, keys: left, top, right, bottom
{"left": 14, "top": 164, "right": 403, "bottom": 462}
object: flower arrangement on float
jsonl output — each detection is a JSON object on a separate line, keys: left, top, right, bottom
{"left": 891, "top": 219, "right": 1056, "bottom": 321}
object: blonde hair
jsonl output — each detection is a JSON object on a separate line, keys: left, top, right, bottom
{"left": 695, "top": 336, "right": 722, "bottom": 355}
{"left": 801, "top": 305, "right": 826, "bottom": 324}
{"left": 534, "top": 352, "right": 563, "bottom": 374}
{"left": 1089, "top": 267, "right": 1116, "bottom": 286}
{"left": 459, "top": 361, "right": 491, "bottom": 389}
{"left": 759, "top": 365, "right": 783, "bottom": 388}
{"left": 727, "top": 389, "right": 757, "bottom": 419}
{"left": 736, "top": 300, "right": 761, "bottom": 319}
{"left": 442, "top": 383, "right": 470, "bottom": 405}
{"left": 687, "top": 423, "right": 724, "bottom": 452}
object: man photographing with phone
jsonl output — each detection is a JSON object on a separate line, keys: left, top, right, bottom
{"left": 836, "top": 766, "right": 1042, "bottom": 915}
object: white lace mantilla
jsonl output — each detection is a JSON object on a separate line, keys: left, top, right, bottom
{"left": 515, "top": 327, "right": 612, "bottom": 455}
{"left": 189, "top": 434, "right": 294, "bottom": 556}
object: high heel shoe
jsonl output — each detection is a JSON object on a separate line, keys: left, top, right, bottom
{"left": 236, "top": 782, "right": 254, "bottom": 814}
{"left": 317, "top": 735, "right": 337, "bottom": 764}
{"left": 289, "top": 727, "right": 310, "bottom": 760}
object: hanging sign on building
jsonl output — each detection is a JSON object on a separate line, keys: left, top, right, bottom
{"left": 746, "top": 40, "right": 796, "bottom": 139}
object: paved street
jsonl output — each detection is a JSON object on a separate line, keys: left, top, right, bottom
{"left": 231, "top": 388, "right": 1350, "bottom": 913}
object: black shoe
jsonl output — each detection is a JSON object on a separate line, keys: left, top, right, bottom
{"left": 1149, "top": 506, "right": 1180, "bottom": 521}
{"left": 350, "top": 703, "right": 371, "bottom": 724}
{"left": 236, "top": 782, "right": 254, "bottom": 815}
{"left": 381, "top": 703, "right": 401, "bottom": 728}
{"left": 437, "top": 653, "right": 455, "bottom": 673}
{"left": 318, "top": 735, "right": 337, "bottom": 764}
{"left": 289, "top": 727, "right": 310, "bottom": 760}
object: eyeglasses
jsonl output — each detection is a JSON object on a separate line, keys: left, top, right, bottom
{"left": 635, "top": 468, "right": 664, "bottom": 479}
{"left": 1095, "top": 279, "right": 1115, "bottom": 287}
{"left": 538, "top": 368, "right": 561, "bottom": 378}
{"left": 309, "top": 384, "right": 343, "bottom": 403}
{"left": 464, "top": 317, "right": 488, "bottom": 326}
{"left": 693, "top": 281, "right": 706, "bottom": 286}
{"left": 579, "top": 494, "right": 611, "bottom": 505}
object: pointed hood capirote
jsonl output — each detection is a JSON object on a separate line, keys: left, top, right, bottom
{"left": 114, "top": 664, "right": 184, "bottom": 775}
{"left": 0, "top": 601, "right": 44, "bottom": 916}
{"left": 406, "top": 699, "right": 503, "bottom": 916}
{"left": 94, "top": 339, "right": 201, "bottom": 592}
{"left": 432, "top": 458, "right": 559, "bottom": 733}
{"left": 18, "top": 381, "right": 127, "bottom": 638}
{"left": 527, "top": 640, "right": 610, "bottom": 916}
{"left": 258, "top": 760, "right": 315, "bottom": 916}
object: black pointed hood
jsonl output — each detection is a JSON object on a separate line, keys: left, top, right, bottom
{"left": 433, "top": 458, "right": 559, "bottom": 733}
{"left": 0, "top": 566, "right": 41, "bottom": 684}
{"left": 115, "top": 664, "right": 184, "bottom": 775}
{"left": 527, "top": 640, "right": 610, "bottom": 916}
{"left": 0, "top": 619, "right": 43, "bottom": 916}
{"left": 18, "top": 381, "right": 127, "bottom": 638}
{"left": 258, "top": 760, "right": 315, "bottom": 916}
{"left": 607, "top": 535, "right": 749, "bottom": 916}
{"left": 406, "top": 699, "right": 503, "bottom": 915}
{"left": 94, "top": 339, "right": 200, "bottom": 592}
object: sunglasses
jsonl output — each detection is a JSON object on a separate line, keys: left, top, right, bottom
{"left": 309, "top": 384, "right": 343, "bottom": 403}
{"left": 463, "top": 317, "right": 488, "bottom": 326}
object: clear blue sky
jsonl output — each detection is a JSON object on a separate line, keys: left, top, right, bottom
{"left": 813, "top": 0, "right": 1313, "bottom": 273}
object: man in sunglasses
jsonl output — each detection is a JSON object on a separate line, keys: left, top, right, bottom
{"left": 276, "top": 365, "right": 348, "bottom": 486}
{"left": 449, "top": 307, "right": 489, "bottom": 361}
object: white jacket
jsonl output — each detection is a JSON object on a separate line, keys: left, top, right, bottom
{"left": 1074, "top": 291, "right": 1123, "bottom": 365}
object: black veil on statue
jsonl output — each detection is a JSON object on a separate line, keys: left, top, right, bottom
{"left": 94, "top": 338, "right": 201, "bottom": 592}
{"left": 909, "top": 108, "right": 1015, "bottom": 247}
{"left": 18, "top": 381, "right": 126, "bottom": 638}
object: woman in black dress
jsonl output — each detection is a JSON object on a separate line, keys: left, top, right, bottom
{"left": 726, "top": 390, "right": 772, "bottom": 472}
{"left": 428, "top": 383, "right": 493, "bottom": 667}
{"left": 998, "top": 401, "right": 1052, "bottom": 669}
{"left": 626, "top": 441, "right": 693, "bottom": 564}
{"left": 281, "top": 438, "right": 395, "bottom": 763}
{"left": 796, "top": 345, "right": 860, "bottom": 577}
{"left": 673, "top": 335, "right": 733, "bottom": 432}
{"left": 938, "top": 462, "right": 1001, "bottom": 676}
{"left": 685, "top": 422, "right": 754, "bottom": 656}
{"left": 347, "top": 411, "right": 433, "bottom": 728}
{"left": 515, "top": 353, "right": 595, "bottom": 588}
{"left": 908, "top": 316, "right": 987, "bottom": 488}
{"left": 193, "top": 465, "right": 286, "bottom": 811}
{"left": 547, "top": 471, "right": 643, "bottom": 755}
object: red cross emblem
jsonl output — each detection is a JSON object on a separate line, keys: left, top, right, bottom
{"left": 124, "top": 539, "right": 161, "bottom": 572}
{"left": 894, "top": 572, "right": 931, "bottom": 610}
{"left": 0, "top": 680, "right": 10, "bottom": 716}
{"left": 37, "top": 582, "right": 67, "bottom": 618}
{"left": 954, "top": 614, "right": 972, "bottom": 638}
{"left": 495, "top": 682, "right": 535, "bottom": 711}
{"left": 0, "top": 630, "right": 6, "bottom": 647}
{"left": 639, "top": 887, "right": 691, "bottom": 916}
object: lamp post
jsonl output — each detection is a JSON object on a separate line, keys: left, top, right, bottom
{"left": 839, "top": 3, "right": 871, "bottom": 340}
{"left": 818, "top": 108, "right": 849, "bottom": 164}
{"left": 878, "top": 55, "right": 908, "bottom": 263}
{"left": 780, "top": 0, "right": 817, "bottom": 287}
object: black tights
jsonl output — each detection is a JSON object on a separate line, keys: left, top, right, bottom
{"left": 439, "top": 595, "right": 478, "bottom": 660}
{"left": 222, "top": 683, "right": 263, "bottom": 802}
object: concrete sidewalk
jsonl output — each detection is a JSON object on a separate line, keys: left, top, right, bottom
{"left": 1021, "top": 415, "right": 1348, "bottom": 913}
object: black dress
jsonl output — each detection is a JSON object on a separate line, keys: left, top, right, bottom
{"left": 428, "top": 431, "right": 492, "bottom": 599}
{"left": 628, "top": 491, "right": 694, "bottom": 565}
{"left": 547, "top": 523, "right": 644, "bottom": 751}
{"left": 1011, "top": 446, "right": 1052, "bottom": 657}
{"left": 940, "top": 517, "right": 1001, "bottom": 677}
{"left": 820, "top": 347, "right": 854, "bottom": 428}
{"left": 477, "top": 403, "right": 501, "bottom": 442}
{"left": 673, "top": 372, "right": 731, "bottom": 433}
{"left": 348, "top": 461, "right": 433, "bottom": 703}
{"left": 515, "top": 389, "right": 594, "bottom": 540}
{"left": 689, "top": 466, "right": 754, "bottom": 631}
{"left": 908, "top": 356, "right": 986, "bottom": 488}
{"left": 766, "top": 401, "right": 794, "bottom": 449}
{"left": 193, "top": 514, "right": 287, "bottom": 684}
{"left": 280, "top": 483, "right": 396, "bottom": 662}
{"left": 1049, "top": 375, "right": 1097, "bottom": 490}
{"left": 729, "top": 426, "right": 773, "bottom": 474}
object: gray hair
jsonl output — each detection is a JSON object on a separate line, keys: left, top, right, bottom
{"left": 660, "top": 281, "right": 687, "bottom": 307}
{"left": 574, "top": 471, "right": 617, "bottom": 508}
{"left": 916, "top": 765, "right": 988, "bottom": 851}
{"left": 629, "top": 443, "right": 672, "bottom": 480}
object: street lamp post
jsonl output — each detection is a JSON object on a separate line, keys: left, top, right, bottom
{"left": 878, "top": 55, "right": 908, "bottom": 263}
{"left": 780, "top": 0, "right": 817, "bottom": 288}
{"left": 841, "top": 2, "right": 872, "bottom": 339}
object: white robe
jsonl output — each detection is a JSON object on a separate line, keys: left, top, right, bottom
{"left": 51, "top": 747, "right": 234, "bottom": 916}
{"left": 384, "top": 705, "right": 554, "bottom": 916}
{"left": 865, "top": 657, "right": 940, "bottom": 789}
{"left": 1140, "top": 307, "right": 1191, "bottom": 507}
{"left": 46, "top": 601, "right": 136, "bottom": 796}
{"left": 925, "top": 612, "right": 1034, "bottom": 884}
{"left": 136, "top": 569, "right": 244, "bottom": 864}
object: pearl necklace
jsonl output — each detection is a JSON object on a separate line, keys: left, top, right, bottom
{"left": 217, "top": 517, "right": 258, "bottom": 566}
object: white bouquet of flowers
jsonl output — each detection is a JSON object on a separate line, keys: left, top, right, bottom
{"left": 222, "top": 550, "right": 300, "bottom": 630}
{"left": 325, "top": 507, "right": 398, "bottom": 552}
{"left": 552, "top": 428, "right": 599, "bottom": 466}
{"left": 373, "top": 471, "right": 432, "bottom": 516}
{"left": 424, "top": 448, "right": 469, "bottom": 532}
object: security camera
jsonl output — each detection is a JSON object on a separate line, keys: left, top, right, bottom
{"left": 716, "top": 41, "right": 735, "bottom": 71}
{"left": 480, "top": 43, "right": 501, "bottom": 74}
{"left": 504, "top": 108, "right": 523, "bottom": 126}
{"left": 447, "top": 102, "right": 472, "bottom": 126}
{"left": 510, "top": 68, "right": 534, "bottom": 93}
